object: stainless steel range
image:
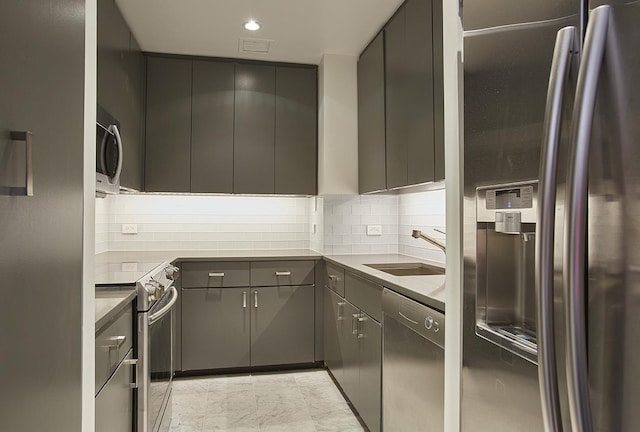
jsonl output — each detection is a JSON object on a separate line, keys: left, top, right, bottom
{"left": 136, "top": 262, "right": 179, "bottom": 432}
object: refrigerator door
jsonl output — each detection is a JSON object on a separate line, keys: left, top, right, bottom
{"left": 0, "top": 0, "right": 85, "bottom": 431}
{"left": 570, "top": 1, "right": 640, "bottom": 431}
{"left": 462, "top": 0, "right": 580, "bottom": 430}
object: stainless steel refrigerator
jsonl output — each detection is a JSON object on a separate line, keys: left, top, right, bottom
{"left": 463, "top": 0, "right": 640, "bottom": 430}
{"left": 0, "top": 0, "right": 86, "bottom": 430}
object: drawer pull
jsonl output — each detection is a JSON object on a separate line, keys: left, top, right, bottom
{"left": 352, "top": 313, "right": 360, "bottom": 335}
{"left": 243, "top": 291, "right": 247, "bottom": 308}
{"left": 275, "top": 271, "right": 292, "bottom": 277}
{"left": 254, "top": 291, "right": 258, "bottom": 308}
{"left": 208, "top": 272, "right": 225, "bottom": 277}
{"left": 125, "top": 358, "right": 138, "bottom": 389}
{"left": 337, "top": 301, "right": 346, "bottom": 321}
{"left": 106, "top": 335, "right": 127, "bottom": 351}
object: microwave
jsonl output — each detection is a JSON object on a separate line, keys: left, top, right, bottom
{"left": 96, "top": 105, "right": 122, "bottom": 195}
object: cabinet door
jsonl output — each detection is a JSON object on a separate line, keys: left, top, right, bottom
{"left": 234, "top": 63, "right": 276, "bottom": 194}
{"left": 432, "top": 0, "right": 445, "bottom": 181}
{"left": 95, "top": 350, "right": 134, "bottom": 432}
{"left": 324, "top": 288, "right": 345, "bottom": 386}
{"left": 357, "top": 313, "right": 382, "bottom": 432}
{"left": 145, "top": 57, "right": 192, "bottom": 192}
{"left": 384, "top": 7, "right": 409, "bottom": 189}
{"left": 251, "top": 285, "right": 314, "bottom": 366}
{"left": 358, "top": 32, "right": 387, "bottom": 194}
{"left": 98, "top": 0, "right": 143, "bottom": 191}
{"left": 274, "top": 66, "right": 317, "bottom": 194}
{"left": 121, "top": 34, "right": 144, "bottom": 191}
{"left": 340, "top": 301, "right": 361, "bottom": 404}
{"left": 181, "top": 288, "right": 251, "bottom": 370}
{"left": 191, "top": 61, "right": 235, "bottom": 193}
{"left": 405, "top": 0, "right": 435, "bottom": 185}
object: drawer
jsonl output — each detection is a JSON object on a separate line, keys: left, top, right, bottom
{"left": 345, "top": 272, "right": 383, "bottom": 322}
{"left": 182, "top": 261, "right": 250, "bottom": 288}
{"left": 325, "top": 262, "right": 345, "bottom": 296}
{"left": 95, "top": 349, "right": 134, "bottom": 432}
{"left": 95, "top": 305, "right": 133, "bottom": 395}
{"left": 251, "top": 260, "right": 315, "bottom": 286}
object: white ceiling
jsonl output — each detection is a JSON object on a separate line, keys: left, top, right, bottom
{"left": 115, "top": 0, "right": 404, "bottom": 64}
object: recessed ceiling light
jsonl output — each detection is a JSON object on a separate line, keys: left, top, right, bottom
{"left": 243, "top": 20, "right": 261, "bottom": 31}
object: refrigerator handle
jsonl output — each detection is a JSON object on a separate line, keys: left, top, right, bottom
{"left": 565, "top": 6, "right": 611, "bottom": 432}
{"left": 536, "top": 25, "right": 578, "bottom": 432}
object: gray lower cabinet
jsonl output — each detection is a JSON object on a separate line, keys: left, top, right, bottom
{"left": 324, "top": 279, "right": 382, "bottom": 432}
{"left": 251, "top": 285, "right": 315, "bottom": 366}
{"left": 181, "top": 287, "right": 251, "bottom": 371}
{"left": 234, "top": 63, "right": 276, "bottom": 194}
{"left": 145, "top": 56, "right": 192, "bottom": 192}
{"left": 95, "top": 350, "right": 134, "bottom": 432}
{"left": 358, "top": 32, "right": 387, "bottom": 194}
{"left": 324, "top": 289, "right": 345, "bottom": 387}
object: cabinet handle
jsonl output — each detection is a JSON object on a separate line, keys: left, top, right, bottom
{"left": 254, "top": 291, "right": 258, "bottom": 308}
{"left": 357, "top": 316, "right": 366, "bottom": 339}
{"left": 208, "top": 272, "right": 225, "bottom": 277}
{"left": 275, "top": 271, "right": 291, "bottom": 277}
{"left": 106, "top": 335, "right": 127, "bottom": 351}
{"left": 337, "top": 301, "right": 346, "bottom": 321}
{"left": 352, "top": 313, "right": 360, "bottom": 335}
{"left": 125, "top": 358, "right": 138, "bottom": 389}
{"left": 1, "top": 131, "right": 33, "bottom": 196}
{"left": 242, "top": 291, "right": 247, "bottom": 308}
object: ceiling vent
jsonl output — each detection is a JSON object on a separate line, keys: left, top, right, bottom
{"left": 238, "top": 38, "right": 271, "bottom": 54}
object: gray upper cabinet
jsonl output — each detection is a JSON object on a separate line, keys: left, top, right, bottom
{"left": 432, "top": 0, "right": 445, "bottom": 181}
{"left": 191, "top": 61, "right": 235, "bottom": 193}
{"left": 385, "top": 0, "right": 436, "bottom": 188}
{"left": 384, "top": 7, "right": 409, "bottom": 189}
{"left": 358, "top": 0, "right": 444, "bottom": 192}
{"left": 98, "top": 0, "right": 144, "bottom": 191}
{"left": 234, "top": 63, "right": 276, "bottom": 194}
{"left": 405, "top": 0, "right": 435, "bottom": 185}
{"left": 358, "top": 33, "right": 387, "bottom": 194}
{"left": 145, "top": 56, "right": 192, "bottom": 192}
{"left": 275, "top": 67, "right": 317, "bottom": 195}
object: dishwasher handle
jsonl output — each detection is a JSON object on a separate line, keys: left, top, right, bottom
{"left": 382, "top": 288, "right": 445, "bottom": 348}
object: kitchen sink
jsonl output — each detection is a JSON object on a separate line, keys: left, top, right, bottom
{"left": 365, "top": 263, "right": 445, "bottom": 276}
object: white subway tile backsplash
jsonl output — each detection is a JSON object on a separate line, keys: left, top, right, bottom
{"left": 95, "top": 188, "right": 446, "bottom": 260}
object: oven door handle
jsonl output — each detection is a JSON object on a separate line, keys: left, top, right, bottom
{"left": 148, "top": 286, "right": 178, "bottom": 325}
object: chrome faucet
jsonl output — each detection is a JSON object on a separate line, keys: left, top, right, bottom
{"left": 412, "top": 229, "right": 446, "bottom": 253}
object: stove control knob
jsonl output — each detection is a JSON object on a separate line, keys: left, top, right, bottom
{"left": 425, "top": 316, "right": 434, "bottom": 330}
{"left": 165, "top": 264, "right": 179, "bottom": 280}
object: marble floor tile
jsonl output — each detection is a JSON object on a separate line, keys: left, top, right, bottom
{"left": 170, "top": 369, "right": 364, "bottom": 432}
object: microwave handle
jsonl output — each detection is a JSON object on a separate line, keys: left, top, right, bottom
{"left": 110, "top": 124, "right": 123, "bottom": 185}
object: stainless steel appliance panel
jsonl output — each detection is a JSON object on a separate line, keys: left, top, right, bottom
{"left": 138, "top": 284, "right": 177, "bottom": 432}
{"left": 0, "top": 1, "right": 85, "bottom": 430}
{"left": 383, "top": 289, "right": 444, "bottom": 432}
{"left": 579, "top": 2, "right": 640, "bottom": 430}
{"left": 463, "top": 0, "right": 581, "bottom": 430}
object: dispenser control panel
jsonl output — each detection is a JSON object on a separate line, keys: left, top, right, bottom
{"left": 485, "top": 186, "right": 534, "bottom": 210}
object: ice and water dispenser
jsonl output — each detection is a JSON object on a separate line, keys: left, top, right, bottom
{"left": 475, "top": 181, "right": 538, "bottom": 364}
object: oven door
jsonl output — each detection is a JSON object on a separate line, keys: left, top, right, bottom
{"left": 138, "top": 286, "right": 178, "bottom": 432}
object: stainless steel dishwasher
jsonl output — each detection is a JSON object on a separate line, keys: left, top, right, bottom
{"left": 382, "top": 288, "right": 444, "bottom": 431}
